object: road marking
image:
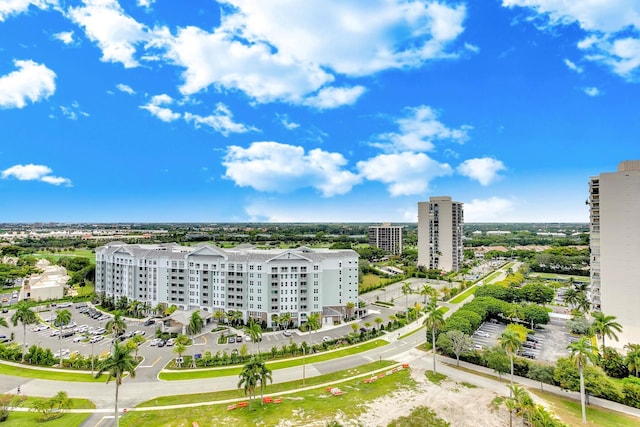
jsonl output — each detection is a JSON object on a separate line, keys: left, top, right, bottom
{"left": 139, "top": 356, "right": 162, "bottom": 368}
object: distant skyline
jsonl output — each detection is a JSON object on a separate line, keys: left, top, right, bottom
{"left": 1, "top": 1, "right": 639, "bottom": 223}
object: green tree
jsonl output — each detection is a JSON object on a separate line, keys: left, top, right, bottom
{"left": 420, "top": 284, "right": 436, "bottom": 304}
{"left": 187, "top": 310, "right": 204, "bottom": 336}
{"left": 106, "top": 311, "right": 127, "bottom": 339}
{"left": 402, "top": 282, "right": 413, "bottom": 320}
{"left": 484, "top": 346, "right": 510, "bottom": 379}
{"left": 528, "top": 363, "right": 554, "bottom": 391}
{"left": 94, "top": 342, "right": 137, "bottom": 427}
{"left": 591, "top": 312, "right": 622, "bottom": 351}
{"left": 568, "top": 336, "right": 597, "bottom": 425}
{"left": 423, "top": 302, "right": 444, "bottom": 374}
{"left": 446, "top": 330, "right": 472, "bottom": 367}
{"left": 624, "top": 343, "right": 640, "bottom": 377}
{"left": 374, "top": 317, "right": 384, "bottom": 330}
{"left": 54, "top": 309, "right": 72, "bottom": 366}
{"left": 0, "top": 317, "right": 7, "bottom": 328}
{"left": 173, "top": 343, "right": 186, "bottom": 366}
{"left": 11, "top": 301, "right": 37, "bottom": 362}
{"left": 244, "top": 318, "right": 263, "bottom": 355}
{"left": 238, "top": 358, "right": 260, "bottom": 410}
{"left": 499, "top": 329, "right": 523, "bottom": 389}
{"left": 256, "top": 358, "right": 273, "bottom": 405}
{"left": 345, "top": 301, "right": 355, "bottom": 320}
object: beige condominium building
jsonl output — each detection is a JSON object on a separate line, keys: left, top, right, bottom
{"left": 589, "top": 160, "right": 640, "bottom": 346}
{"left": 95, "top": 242, "right": 359, "bottom": 328}
{"left": 417, "top": 196, "right": 464, "bottom": 272}
{"left": 368, "top": 223, "right": 403, "bottom": 255}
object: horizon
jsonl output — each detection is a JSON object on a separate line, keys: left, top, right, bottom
{"left": 2, "top": 1, "right": 639, "bottom": 223}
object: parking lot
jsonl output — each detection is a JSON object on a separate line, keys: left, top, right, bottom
{"left": 470, "top": 317, "right": 573, "bottom": 363}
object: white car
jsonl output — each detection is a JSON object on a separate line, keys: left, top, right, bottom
{"left": 92, "top": 328, "right": 106, "bottom": 335}
{"left": 322, "top": 336, "right": 331, "bottom": 342}
{"left": 283, "top": 330, "right": 292, "bottom": 337}
{"left": 474, "top": 331, "right": 490, "bottom": 338}
{"left": 53, "top": 349, "right": 70, "bottom": 358}
{"left": 132, "top": 330, "right": 146, "bottom": 336}
{"left": 98, "top": 315, "right": 110, "bottom": 321}
{"left": 33, "top": 324, "right": 49, "bottom": 332}
{"left": 149, "top": 338, "right": 162, "bottom": 346}
{"left": 72, "top": 336, "right": 84, "bottom": 343}
{"left": 89, "top": 335, "right": 104, "bottom": 344}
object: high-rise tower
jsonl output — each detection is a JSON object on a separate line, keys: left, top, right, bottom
{"left": 368, "top": 223, "right": 403, "bottom": 255}
{"left": 418, "top": 196, "right": 464, "bottom": 272}
{"left": 589, "top": 160, "right": 640, "bottom": 346}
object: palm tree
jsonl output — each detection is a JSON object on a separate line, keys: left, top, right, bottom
{"left": 213, "top": 309, "right": 225, "bottom": 327}
{"left": 173, "top": 343, "right": 186, "bottom": 366}
{"left": 420, "top": 284, "right": 436, "bottom": 304}
{"left": 345, "top": 302, "right": 355, "bottom": 320}
{"left": 270, "top": 313, "right": 280, "bottom": 330}
{"left": 106, "top": 311, "right": 127, "bottom": 340}
{"left": 244, "top": 319, "right": 263, "bottom": 354}
{"left": 568, "top": 336, "right": 597, "bottom": 425}
{"left": 374, "top": 317, "right": 383, "bottom": 331}
{"left": 624, "top": 343, "right": 640, "bottom": 377}
{"left": 499, "top": 329, "right": 523, "bottom": 389}
{"left": 423, "top": 302, "right": 444, "bottom": 374}
{"left": 95, "top": 341, "right": 137, "bottom": 427}
{"left": 509, "top": 383, "right": 535, "bottom": 426}
{"left": 256, "top": 358, "right": 273, "bottom": 405}
{"left": 563, "top": 287, "right": 580, "bottom": 309}
{"left": 279, "top": 312, "right": 291, "bottom": 330}
{"left": 591, "top": 312, "right": 622, "bottom": 351}
{"left": 574, "top": 294, "right": 591, "bottom": 314}
{"left": 11, "top": 301, "right": 37, "bottom": 362}
{"left": 187, "top": 310, "right": 204, "bottom": 336}
{"left": 401, "top": 282, "right": 413, "bottom": 320}
{"left": 238, "top": 358, "right": 260, "bottom": 410}
{"left": 302, "top": 312, "right": 321, "bottom": 385}
{"left": 54, "top": 309, "right": 72, "bottom": 366}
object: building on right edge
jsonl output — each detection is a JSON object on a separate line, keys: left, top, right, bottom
{"left": 589, "top": 160, "right": 640, "bottom": 346}
{"left": 417, "top": 196, "right": 464, "bottom": 272}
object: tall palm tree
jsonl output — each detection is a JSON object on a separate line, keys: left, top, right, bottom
{"left": 238, "top": 358, "right": 260, "bottom": 410}
{"left": 624, "top": 343, "right": 640, "bottom": 377}
{"left": 95, "top": 341, "right": 137, "bottom": 427}
{"left": 106, "top": 311, "right": 127, "bottom": 340}
{"left": 187, "top": 310, "right": 204, "bottom": 336}
{"left": 374, "top": 317, "right": 383, "bottom": 330}
{"left": 279, "top": 312, "right": 291, "bottom": 330}
{"left": 11, "top": 301, "right": 37, "bottom": 362}
{"left": 54, "top": 309, "right": 72, "bottom": 366}
{"left": 401, "top": 282, "right": 413, "bottom": 320}
{"left": 563, "top": 287, "right": 580, "bottom": 310}
{"left": 244, "top": 318, "right": 263, "bottom": 354}
{"left": 574, "top": 294, "right": 591, "bottom": 315}
{"left": 423, "top": 302, "right": 444, "bottom": 374}
{"left": 420, "top": 284, "right": 436, "bottom": 304}
{"left": 213, "top": 309, "right": 225, "bottom": 327}
{"left": 568, "top": 336, "right": 597, "bottom": 425}
{"left": 255, "top": 358, "right": 273, "bottom": 405}
{"left": 591, "top": 312, "right": 622, "bottom": 351}
{"left": 270, "top": 313, "right": 280, "bottom": 330}
{"left": 499, "top": 329, "right": 523, "bottom": 389}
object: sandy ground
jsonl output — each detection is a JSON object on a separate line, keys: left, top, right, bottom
{"left": 352, "top": 366, "right": 511, "bottom": 427}
{"left": 277, "top": 366, "right": 511, "bottom": 427}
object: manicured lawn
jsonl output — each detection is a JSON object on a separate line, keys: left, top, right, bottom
{"left": 360, "top": 273, "right": 385, "bottom": 293}
{"left": 0, "top": 412, "right": 90, "bottom": 427}
{"left": 140, "top": 361, "right": 395, "bottom": 407}
{"left": 531, "top": 389, "right": 640, "bottom": 427}
{"left": 159, "top": 340, "right": 388, "bottom": 381}
{"left": 0, "top": 362, "right": 107, "bottom": 382}
{"left": 15, "top": 395, "right": 96, "bottom": 410}
{"left": 449, "top": 286, "right": 477, "bottom": 304}
{"left": 31, "top": 249, "right": 96, "bottom": 264}
{"left": 125, "top": 366, "right": 414, "bottom": 426}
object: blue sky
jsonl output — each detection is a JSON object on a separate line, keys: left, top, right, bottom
{"left": 0, "top": 0, "right": 638, "bottom": 223}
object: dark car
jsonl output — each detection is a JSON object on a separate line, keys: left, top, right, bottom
{"left": 522, "top": 341, "right": 536, "bottom": 349}
{"left": 157, "top": 339, "right": 166, "bottom": 347}
{"left": 227, "top": 336, "right": 236, "bottom": 344}
{"left": 143, "top": 319, "right": 155, "bottom": 326}
{"left": 520, "top": 351, "right": 536, "bottom": 359}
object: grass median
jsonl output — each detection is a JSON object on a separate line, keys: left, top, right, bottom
{"left": 0, "top": 412, "right": 90, "bottom": 427}
{"left": 126, "top": 363, "right": 412, "bottom": 426}
{"left": 139, "top": 360, "right": 396, "bottom": 407}
{"left": 159, "top": 339, "right": 388, "bottom": 381}
{"left": 0, "top": 362, "right": 107, "bottom": 382}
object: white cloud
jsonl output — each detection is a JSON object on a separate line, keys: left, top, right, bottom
{"left": 59, "top": 101, "right": 89, "bottom": 120}
{"left": 503, "top": 0, "right": 640, "bottom": 80}
{"left": 53, "top": 31, "right": 74, "bottom": 45}
{"left": 1, "top": 164, "right": 71, "bottom": 186}
{"left": 116, "top": 83, "right": 135, "bottom": 95}
{"left": 0, "top": 0, "right": 54, "bottom": 22}
{"left": 464, "top": 42, "right": 480, "bottom": 53}
{"left": 0, "top": 59, "right": 56, "bottom": 109}
{"left": 583, "top": 86, "right": 600, "bottom": 96}
{"left": 457, "top": 157, "right": 506, "bottom": 185}
{"left": 139, "top": 94, "right": 181, "bottom": 122}
{"left": 137, "top": 0, "right": 155, "bottom": 7}
{"left": 464, "top": 197, "right": 515, "bottom": 222}
{"left": 184, "top": 104, "right": 257, "bottom": 136}
{"left": 302, "top": 86, "right": 366, "bottom": 109}
{"left": 372, "top": 105, "right": 472, "bottom": 152}
{"left": 564, "top": 58, "right": 583, "bottom": 73}
{"left": 68, "top": 0, "right": 148, "bottom": 68}
{"left": 223, "top": 141, "right": 361, "bottom": 197}
{"left": 357, "top": 152, "right": 452, "bottom": 196}
{"left": 276, "top": 113, "right": 299, "bottom": 130}
{"left": 150, "top": 0, "right": 467, "bottom": 105}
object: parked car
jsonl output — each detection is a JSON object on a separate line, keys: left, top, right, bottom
{"left": 150, "top": 338, "right": 162, "bottom": 346}
{"left": 143, "top": 319, "right": 155, "bottom": 326}
{"left": 132, "top": 330, "right": 146, "bottom": 336}
{"left": 520, "top": 351, "right": 536, "bottom": 359}
{"left": 89, "top": 335, "right": 104, "bottom": 343}
{"left": 235, "top": 335, "right": 243, "bottom": 343}
{"left": 57, "top": 302, "right": 72, "bottom": 308}
{"left": 157, "top": 339, "right": 167, "bottom": 347}
{"left": 522, "top": 341, "right": 536, "bottom": 349}
{"left": 33, "top": 324, "right": 49, "bottom": 332}
{"left": 474, "top": 330, "right": 490, "bottom": 338}
{"left": 98, "top": 315, "right": 110, "bottom": 321}
{"left": 72, "top": 336, "right": 84, "bottom": 343}
{"left": 227, "top": 336, "right": 236, "bottom": 344}
{"left": 93, "top": 328, "right": 106, "bottom": 335}
{"left": 322, "top": 336, "right": 331, "bottom": 342}
{"left": 166, "top": 338, "right": 175, "bottom": 346}
{"left": 283, "top": 330, "right": 292, "bottom": 337}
